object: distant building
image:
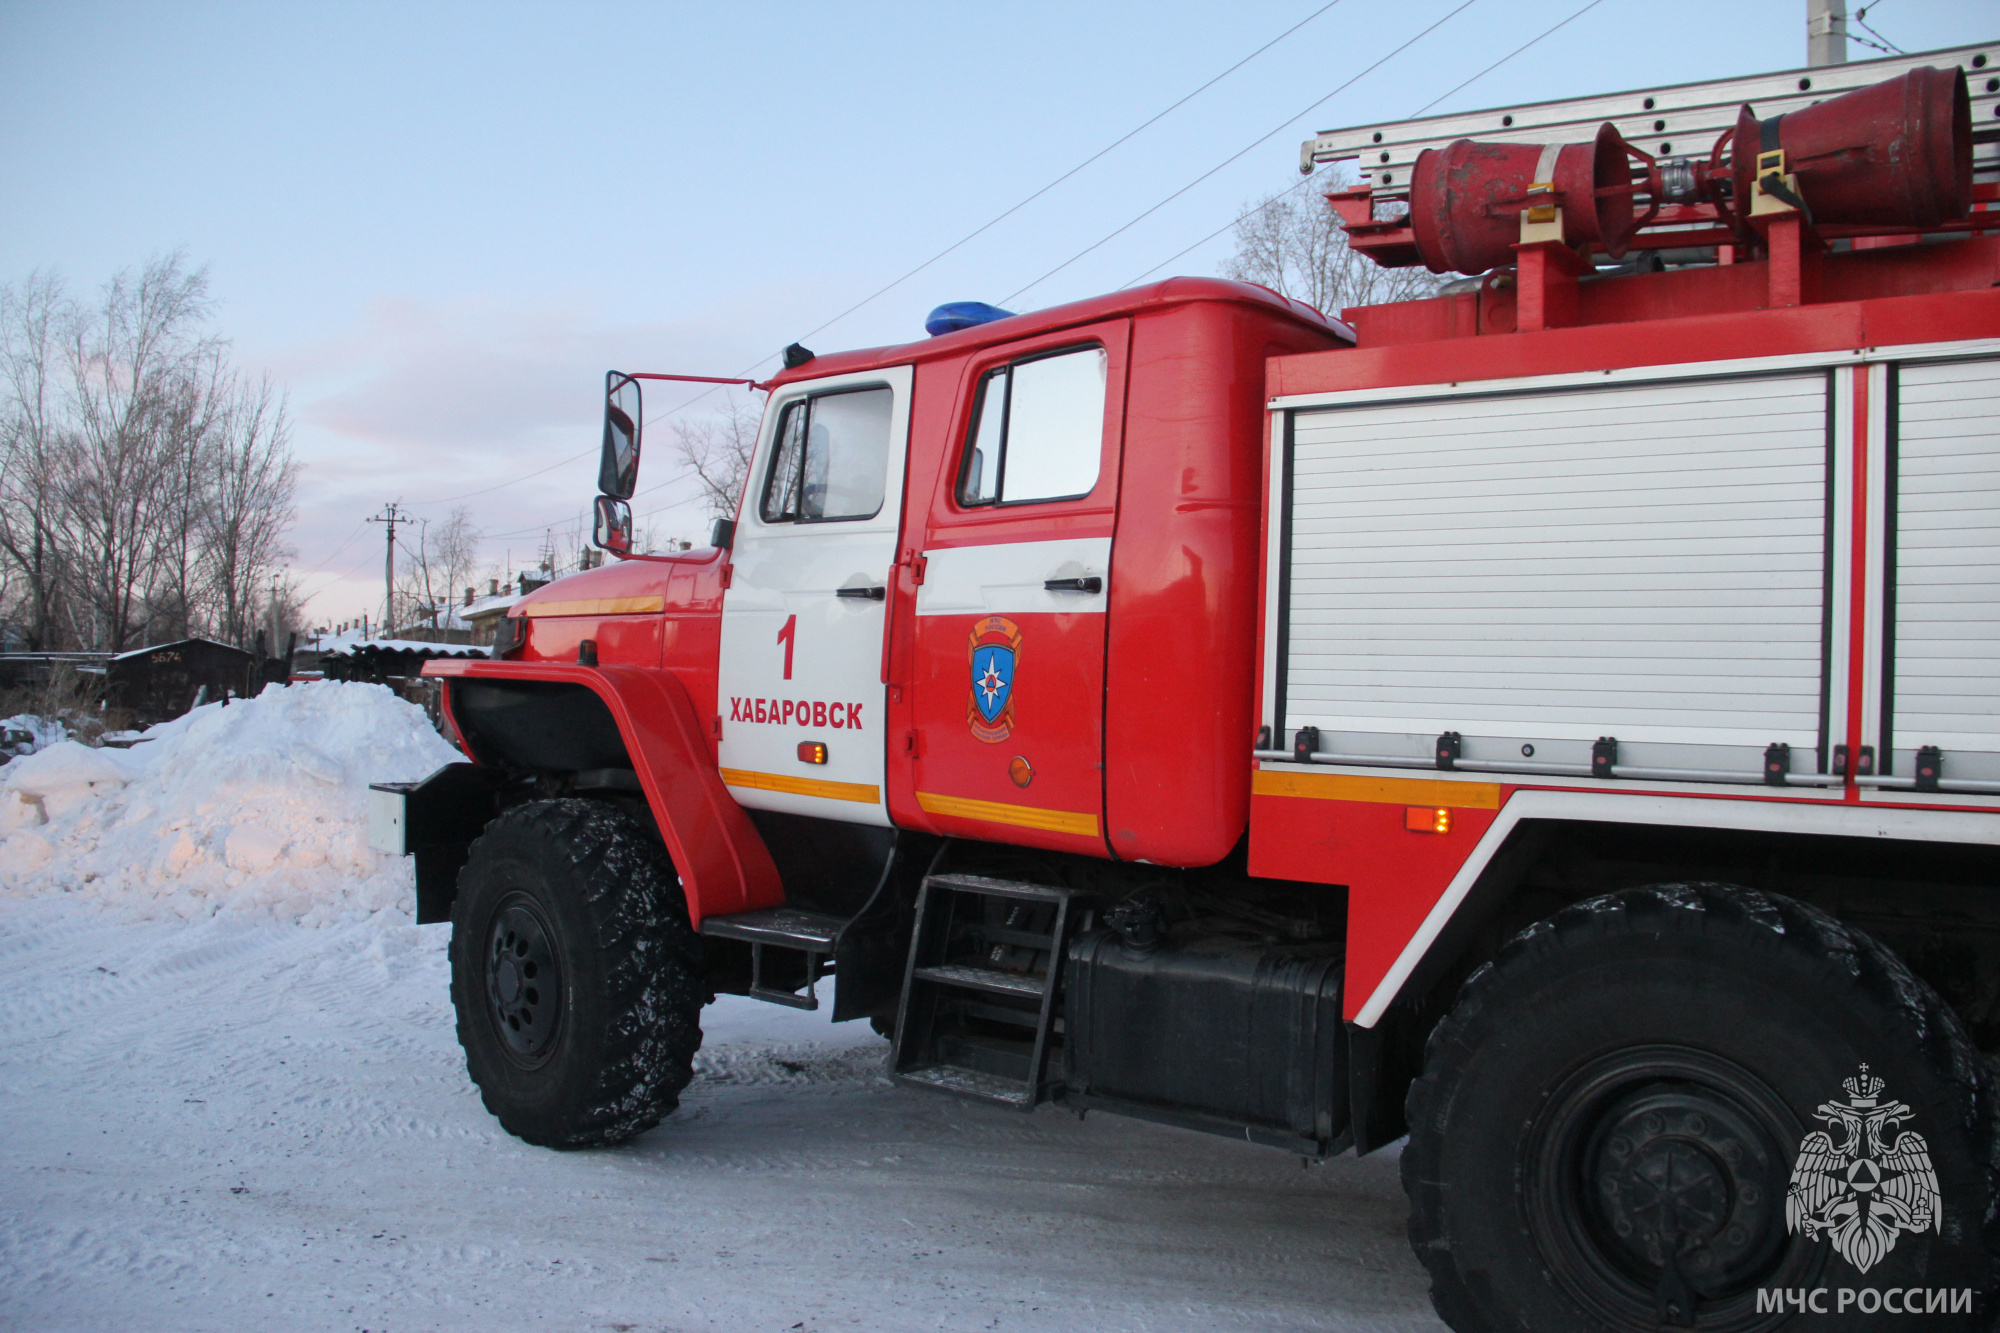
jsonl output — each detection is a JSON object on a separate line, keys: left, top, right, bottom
{"left": 0, "top": 651, "right": 113, "bottom": 695}
{"left": 0, "top": 640, "right": 258, "bottom": 727}
{"left": 459, "top": 573, "right": 546, "bottom": 647}
{"left": 107, "top": 639, "right": 259, "bottom": 724}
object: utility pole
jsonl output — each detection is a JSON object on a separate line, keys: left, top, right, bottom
{"left": 1808, "top": 0, "right": 1847, "bottom": 66}
{"left": 367, "top": 502, "right": 408, "bottom": 639}
{"left": 266, "top": 571, "right": 281, "bottom": 653}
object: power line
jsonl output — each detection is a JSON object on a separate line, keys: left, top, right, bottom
{"left": 1121, "top": 165, "right": 1346, "bottom": 290}
{"left": 1405, "top": 0, "right": 1608, "bottom": 117}
{"left": 634, "top": 486, "right": 709, "bottom": 529}
{"left": 999, "top": 0, "right": 1483, "bottom": 307}
{"left": 441, "top": 0, "right": 1462, "bottom": 546}
{"left": 479, "top": 463, "right": 703, "bottom": 545}
{"left": 632, "top": 463, "right": 700, "bottom": 503}
{"left": 483, "top": 509, "right": 587, "bottom": 544}
{"left": 1850, "top": 3, "right": 1903, "bottom": 56}
{"left": 388, "top": 3, "right": 1589, "bottom": 561}
{"left": 301, "top": 518, "right": 368, "bottom": 575}
{"left": 780, "top": 0, "right": 1350, "bottom": 350}
{"left": 403, "top": 4, "right": 1346, "bottom": 514}
{"left": 410, "top": 378, "right": 748, "bottom": 509}
{"left": 408, "top": 369, "right": 769, "bottom": 510}
{"left": 1121, "top": 0, "right": 1611, "bottom": 290}
{"left": 416, "top": 451, "right": 594, "bottom": 505}
{"left": 487, "top": 470, "right": 718, "bottom": 554}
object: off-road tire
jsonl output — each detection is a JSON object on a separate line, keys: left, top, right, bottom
{"left": 450, "top": 798, "right": 703, "bottom": 1148}
{"left": 1404, "top": 883, "right": 1999, "bottom": 1331}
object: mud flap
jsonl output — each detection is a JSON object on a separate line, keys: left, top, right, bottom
{"left": 369, "top": 763, "right": 505, "bottom": 924}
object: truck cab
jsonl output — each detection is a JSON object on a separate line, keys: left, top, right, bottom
{"left": 431, "top": 277, "right": 1346, "bottom": 907}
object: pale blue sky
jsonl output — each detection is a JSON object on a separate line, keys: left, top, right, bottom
{"left": 3, "top": 1, "right": 1992, "bottom": 622}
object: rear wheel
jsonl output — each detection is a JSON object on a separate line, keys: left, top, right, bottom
{"left": 450, "top": 798, "right": 703, "bottom": 1147}
{"left": 1404, "top": 883, "right": 1998, "bottom": 1331}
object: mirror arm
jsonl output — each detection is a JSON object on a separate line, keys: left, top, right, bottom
{"left": 626, "top": 373, "right": 771, "bottom": 390}
{"left": 615, "top": 549, "right": 725, "bottom": 565}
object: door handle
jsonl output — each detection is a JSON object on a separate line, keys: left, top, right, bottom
{"left": 1043, "top": 576, "right": 1102, "bottom": 594}
{"left": 837, "top": 585, "right": 887, "bottom": 600}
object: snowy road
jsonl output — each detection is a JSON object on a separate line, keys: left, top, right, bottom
{"left": 2, "top": 898, "right": 1446, "bottom": 1333}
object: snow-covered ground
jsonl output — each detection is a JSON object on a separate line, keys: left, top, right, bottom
{"left": 0, "top": 685, "right": 1445, "bottom": 1332}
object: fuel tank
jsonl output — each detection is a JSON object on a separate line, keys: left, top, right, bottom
{"left": 1064, "top": 923, "right": 1348, "bottom": 1151}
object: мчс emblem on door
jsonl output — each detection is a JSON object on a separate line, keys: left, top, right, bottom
{"left": 968, "top": 616, "right": 1022, "bottom": 744}
{"left": 1785, "top": 1063, "right": 1941, "bottom": 1274}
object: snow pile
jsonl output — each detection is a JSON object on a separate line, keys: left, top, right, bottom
{"left": 0, "top": 712, "right": 66, "bottom": 763}
{"left": 0, "top": 681, "right": 461, "bottom": 925}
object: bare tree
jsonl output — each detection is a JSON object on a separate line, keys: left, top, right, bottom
{"left": 249, "top": 568, "right": 310, "bottom": 653}
{"left": 432, "top": 506, "right": 482, "bottom": 605}
{"left": 393, "top": 521, "right": 436, "bottom": 634}
{"left": 146, "top": 334, "right": 233, "bottom": 643}
{"left": 202, "top": 373, "right": 298, "bottom": 645}
{"left": 54, "top": 253, "right": 226, "bottom": 649}
{"left": 1223, "top": 170, "right": 1444, "bottom": 318}
{"left": 0, "top": 253, "right": 300, "bottom": 653}
{"left": 0, "top": 270, "right": 69, "bottom": 649}
{"left": 672, "top": 394, "right": 764, "bottom": 523}
{"left": 395, "top": 505, "right": 483, "bottom": 632}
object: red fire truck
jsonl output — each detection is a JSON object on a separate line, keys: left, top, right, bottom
{"left": 374, "top": 45, "right": 2000, "bottom": 1329}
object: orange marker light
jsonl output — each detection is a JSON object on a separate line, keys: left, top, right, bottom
{"left": 797, "top": 741, "right": 828, "bottom": 765}
{"left": 1406, "top": 806, "right": 1451, "bottom": 834}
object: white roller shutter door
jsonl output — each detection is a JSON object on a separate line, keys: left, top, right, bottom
{"left": 1282, "top": 373, "right": 1831, "bottom": 767}
{"left": 1890, "top": 357, "right": 2000, "bottom": 777}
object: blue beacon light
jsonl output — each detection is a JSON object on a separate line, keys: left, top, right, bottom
{"left": 924, "top": 302, "right": 1016, "bottom": 337}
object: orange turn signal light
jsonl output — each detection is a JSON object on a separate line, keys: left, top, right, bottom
{"left": 797, "top": 741, "right": 828, "bottom": 765}
{"left": 1406, "top": 806, "right": 1451, "bottom": 834}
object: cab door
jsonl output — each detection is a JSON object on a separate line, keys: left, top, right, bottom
{"left": 717, "top": 365, "right": 912, "bottom": 826}
{"left": 904, "top": 323, "right": 1128, "bottom": 855}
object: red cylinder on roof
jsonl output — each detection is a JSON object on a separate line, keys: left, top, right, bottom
{"left": 1409, "top": 122, "right": 1647, "bottom": 275}
{"left": 1728, "top": 66, "right": 1971, "bottom": 230}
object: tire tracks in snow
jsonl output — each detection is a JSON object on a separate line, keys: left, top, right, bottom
{"left": 2, "top": 897, "right": 1444, "bottom": 1332}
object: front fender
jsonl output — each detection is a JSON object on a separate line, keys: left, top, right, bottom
{"left": 423, "top": 659, "right": 782, "bottom": 925}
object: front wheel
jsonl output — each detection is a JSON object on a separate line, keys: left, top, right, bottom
{"left": 450, "top": 798, "right": 703, "bottom": 1148}
{"left": 1404, "top": 884, "right": 1997, "bottom": 1331}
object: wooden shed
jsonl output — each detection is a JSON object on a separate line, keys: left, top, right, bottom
{"left": 106, "top": 639, "right": 257, "bottom": 725}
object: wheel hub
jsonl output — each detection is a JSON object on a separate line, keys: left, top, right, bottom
{"left": 1525, "top": 1047, "right": 1810, "bottom": 1329}
{"left": 1586, "top": 1086, "right": 1779, "bottom": 1290}
{"left": 487, "top": 898, "right": 561, "bottom": 1062}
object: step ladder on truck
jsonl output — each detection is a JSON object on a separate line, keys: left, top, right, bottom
{"left": 371, "top": 39, "right": 2000, "bottom": 1330}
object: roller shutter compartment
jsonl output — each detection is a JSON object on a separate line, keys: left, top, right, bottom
{"left": 1888, "top": 356, "right": 2000, "bottom": 781}
{"left": 1280, "top": 372, "right": 1832, "bottom": 775}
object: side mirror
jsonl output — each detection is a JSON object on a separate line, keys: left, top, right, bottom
{"left": 593, "top": 495, "right": 632, "bottom": 554}
{"left": 710, "top": 517, "right": 736, "bottom": 552}
{"left": 599, "top": 372, "right": 641, "bottom": 499}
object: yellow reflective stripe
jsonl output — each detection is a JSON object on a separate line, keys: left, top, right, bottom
{"left": 519, "top": 596, "right": 666, "bottom": 617}
{"left": 915, "top": 791, "right": 1099, "bottom": 837}
{"left": 1252, "top": 768, "right": 1501, "bottom": 810}
{"left": 721, "top": 767, "right": 880, "bottom": 805}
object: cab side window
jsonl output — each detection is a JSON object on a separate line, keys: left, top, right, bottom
{"left": 760, "top": 386, "right": 893, "bottom": 523}
{"left": 958, "top": 345, "right": 1106, "bottom": 507}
